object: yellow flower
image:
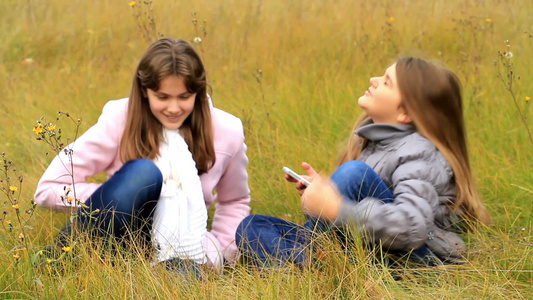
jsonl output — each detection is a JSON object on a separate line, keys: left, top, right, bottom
{"left": 6, "top": 220, "right": 12, "bottom": 225}
{"left": 13, "top": 254, "right": 20, "bottom": 260}
{"left": 129, "top": 1, "right": 136, "bottom": 7}
{"left": 62, "top": 246, "right": 71, "bottom": 253}
{"left": 94, "top": 208, "right": 100, "bottom": 213}
{"left": 9, "top": 186, "right": 17, "bottom": 192}
{"left": 67, "top": 196, "right": 74, "bottom": 203}
{"left": 33, "top": 123, "right": 44, "bottom": 135}
{"left": 485, "top": 18, "right": 492, "bottom": 23}
{"left": 46, "top": 258, "right": 52, "bottom": 264}
{"left": 389, "top": 16, "right": 395, "bottom": 22}
{"left": 18, "top": 233, "right": 24, "bottom": 240}
{"left": 526, "top": 96, "right": 531, "bottom": 102}
{"left": 12, "top": 204, "right": 20, "bottom": 210}
{"left": 46, "top": 124, "right": 56, "bottom": 131}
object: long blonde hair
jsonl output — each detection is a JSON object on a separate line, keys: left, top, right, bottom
{"left": 340, "top": 57, "right": 490, "bottom": 225}
{"left": 119, "top": 38, "right": 215, "bottom": 174}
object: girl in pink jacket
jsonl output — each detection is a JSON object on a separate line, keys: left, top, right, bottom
{"left": 34, "top": 38, "right": 251, "bottom": 276}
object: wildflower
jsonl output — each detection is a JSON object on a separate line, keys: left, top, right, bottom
{"left": 129, "top": 1, "right": 136, "bottom": 7}
{"left": 62, "top": 246, "right": 72, "bottom": 253}
{"left": 505, "top": 52, "right": 513, "bottom": 58}
{"left": 193, "top": 37, "right": 202, "bottom": 44}
{"left": 67, "top": 197, "right": 74, "bottom": 203}
{"left": 33, "top": 123, "right": 44, "bottom": 135}
{"left": 9, "top": 186, "right": 17, "bottom": 192}
{"left": 46, "top": 124, "right": 56, "bottom": 131}
{"left": 526, "top": 96, "right": 531, "bottom": 102}
{"left": 389, "top": 17, "right": 395, "bottom": 22}
{"left": 485, "top": 18, "right": 492, "bottom": 23}
{"left": 13, "top": 254, "right": 20, "bottom": 260}
{"left": 12, "top": 204, "right": 19, "bottom": 210}
{"left": 6, "top": 220, "right": 11, "bottom": 225}
{"left": 94, "top": 208, "right": 100, "bottom": 213}
{"left": 46, "top": 258, "right": 52, "bottom": 264}
{"left": 18, "top": 232, "right": 24, "bottom": 240}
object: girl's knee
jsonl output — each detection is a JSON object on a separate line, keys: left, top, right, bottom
{"left": 236, "top": 215, "right": 256, "bottom": 245}
{"left": 333, "top": 160, "right": 371, "bottom": 181}
{"left": 237, "top": 215, "right": 261, "bottom": 233}
{"left": 236, "top": 215, "right": 273, "bottom": 244}
{"left": 125, "top": 159, "right": 161, "bottom": 176}
{"left": 338, "top": 160, "right": 370, "bottom": 172}
{"left": 122, "top": 159, "right": 163, "bottom": 186}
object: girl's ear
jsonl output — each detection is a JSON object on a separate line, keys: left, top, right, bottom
{"left": 396, "top": 109, "right": 412, "bottom": 124}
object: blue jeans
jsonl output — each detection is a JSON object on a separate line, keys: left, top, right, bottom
{"left": 236, "top": 161, "right": 436, "bottom": 267}
{"left": 56, "top": 159, "right": 205, "bottom": 279}
{"left": 78, "top": 159, "right": 163, "bottom": 243}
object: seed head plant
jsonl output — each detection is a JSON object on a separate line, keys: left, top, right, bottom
{"left": 129, "top": 0, "right": 162, "bottom": 43}
{"left": 28, "top": 112, "right": 85, "bottom": 266}
{"left": 191, "top": 12, "right": 208, "bottom": 58}
{"left": 495, "top": 40, "right": 533, "bottom": 149}
{"left": 32, "top": 112, "right": 83, "bottom": 207}
{"left": 0, "top": 153, "right": 36, "bottom": 266}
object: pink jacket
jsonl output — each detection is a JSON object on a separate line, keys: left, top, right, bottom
{"left": 34, "top": 98, "right": 251, "bottom": 267}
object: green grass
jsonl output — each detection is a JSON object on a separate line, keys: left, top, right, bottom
{"left": 1, "top": 0, "right": 532, "bottom": 298}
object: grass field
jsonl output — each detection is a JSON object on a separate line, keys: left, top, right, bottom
{"left": 1, "top": 0, "right": 532, "bottom": 298}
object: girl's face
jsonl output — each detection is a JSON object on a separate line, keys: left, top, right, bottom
{"left": 146, "top": 75, "right": 196, "bottom": 130}
{"left": 358, "top": 63, "right": 409, "bottom": 124}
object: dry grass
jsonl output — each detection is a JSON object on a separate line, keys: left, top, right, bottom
{"left": 0, "top": 0, "right": 531, "bottom": 298}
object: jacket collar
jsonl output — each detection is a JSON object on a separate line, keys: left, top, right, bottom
{"left": 356, "top": 119, "right": 415, "bottom": 143}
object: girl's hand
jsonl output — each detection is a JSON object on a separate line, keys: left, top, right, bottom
{"left": 284, "top": 162, "right": 316, "bottom": 196}
{"left": 300, "top": 169, "right": 342, "bottom": 221}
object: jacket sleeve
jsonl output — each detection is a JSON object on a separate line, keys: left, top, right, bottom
{"left": 209, "top": 120, "right": 251, "bottom": 264}
{"left": 334, "top": 159, "right": 446, "bottom": 251}
{"left": 33, "top": 100, "right": 125, "bottom": 212}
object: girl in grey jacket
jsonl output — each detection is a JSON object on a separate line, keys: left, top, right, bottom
{"left": 236, "top": 57, "right": 490, "bottom": 266}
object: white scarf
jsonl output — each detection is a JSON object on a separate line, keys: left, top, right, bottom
{"left": 152, "top": 129, "right": 207, "bottom": 264}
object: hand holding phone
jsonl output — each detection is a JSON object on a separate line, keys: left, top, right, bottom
{"left": 282, "top": 166, "right": 311, "bottom": 186}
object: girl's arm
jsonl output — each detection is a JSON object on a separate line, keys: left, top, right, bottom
{"left": 334, "top": 159, "right": 447, "bottom": 251}
{"left": 34, "top": 100, "right": 126, "bottom": 212}
{"left": 210, "top": 120, "right": 251, "bottom": 265}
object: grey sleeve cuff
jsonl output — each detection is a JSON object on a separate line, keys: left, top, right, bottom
{"left": 333, "top": 197, "right": 382, "bottom": 228}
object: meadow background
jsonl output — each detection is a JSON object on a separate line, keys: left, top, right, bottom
{"left": 1, "top": 0, "right": 532, "bottom": 298}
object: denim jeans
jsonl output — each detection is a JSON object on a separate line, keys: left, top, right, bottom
{"left": 78, "top": 158, "right": 163, "bottom": 243}
{"left": 236, "top": 160, "right": 436, "bottom": 267}
{"left": 54, "top": 159, "right": 206, "bottom": 279}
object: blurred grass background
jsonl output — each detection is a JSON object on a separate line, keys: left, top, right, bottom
{"left": 0, "top": 0, "right": 531, "bottom": 298}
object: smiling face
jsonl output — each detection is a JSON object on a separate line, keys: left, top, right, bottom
{"left": 358, "top": 63, "right": 411, "bottom": 124}
{"left": 146, "top": 75, "right": 196, "bottom": 130}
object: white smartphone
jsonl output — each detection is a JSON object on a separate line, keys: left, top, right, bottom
{"left": 282, "top": 166, "right": 311, "bottom": 186}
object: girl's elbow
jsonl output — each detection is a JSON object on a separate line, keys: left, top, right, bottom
{"left": 408, "top": 224, "right": 429, "bottom": 250}
{"left": 34, "top": 192, "right": 61, "bottom": 211}
{"left": 386, "top": 225, "right": 428, "bottom": 251}
{"left": 33, "top": 192, "right": 46, "bottom": 208}
{"left": 34, "top": 196, "right": 53, "bottom": 210}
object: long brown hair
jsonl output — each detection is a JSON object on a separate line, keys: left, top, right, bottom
{"left": 340, "top": 57, "right": 490, "bottom": 225}
{"left": 119, "top": 38, "right": 215, "bottom": 174}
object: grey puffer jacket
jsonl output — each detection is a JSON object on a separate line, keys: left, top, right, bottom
{"left": 334, "top": 121, "right": 466, "bottom": 262}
